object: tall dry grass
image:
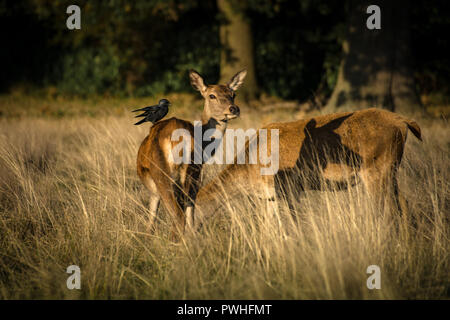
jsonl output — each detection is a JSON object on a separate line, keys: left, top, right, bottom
{"left": 0, "top": 112, "right": 448, "bottom": 299}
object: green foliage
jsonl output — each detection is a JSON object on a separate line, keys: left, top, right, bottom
{"left": 52, "top": 47, "right": 121, "bottom": 96}
{"left": 31, "top": 0, "right": 220, "bottom": 97}
{"left": 133, "top": 21, "right": 221, "bottom": 96}
{"left": 249, "top": 1, "right": 345, "bottom": 100}
{"left": 1, "top": 0, "right": 449, "bottom": 102}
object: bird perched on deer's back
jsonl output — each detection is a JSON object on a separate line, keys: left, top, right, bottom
{"left": 132, "top": 99, "right": 171, "bottom": 125}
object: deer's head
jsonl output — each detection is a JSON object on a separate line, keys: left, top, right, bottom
{"left": 189, "top": 69, "right": 247, "bottom": 125}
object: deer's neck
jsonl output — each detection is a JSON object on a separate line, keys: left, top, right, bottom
{"left": 200, "top": 115, "right": 228, "bottom": 136}
{"left": 200, "top": 114, "right": 227, "bottom": 155}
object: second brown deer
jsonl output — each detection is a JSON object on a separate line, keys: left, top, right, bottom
{"left": 194, "top": 108, "right": 422, "bottom": 228}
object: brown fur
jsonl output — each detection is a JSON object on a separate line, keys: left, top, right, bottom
{"left": 195, "top": 108, "right": 422, "bottom": 222}
{"left": 136, "top": 69, "right": 247, "bottom": 238}
{"left": 137, "top": 118, "right": 200, "bottom": 235}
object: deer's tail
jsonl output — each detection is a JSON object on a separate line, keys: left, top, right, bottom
{"left": 404, "top": 119, "right": 422, "bottom": 141}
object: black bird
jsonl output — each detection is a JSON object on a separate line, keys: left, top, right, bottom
{"left": 132, "top": 99, "right": 171, "bottom": 125}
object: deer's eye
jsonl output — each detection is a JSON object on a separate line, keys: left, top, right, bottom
{"left": 209, "top": 94, "right": 216, "bottom": 99}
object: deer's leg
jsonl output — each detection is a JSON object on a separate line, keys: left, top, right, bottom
{"left": 141, "top": 175, "right": 161, "bottom": 232}
{"left": 183, "top": 164, "right": 202, "bottom": 233}
{"left": 360, "top": 162, "right": 407, "bottom": 231}
{"left": 263, "top": 178, "right": 279, "bottom": 217}
{"left": 360, "top": 164, "right": 391, "bottom": 212}
{"left": 274, "top": 172, "right": 300, "bottom": 225}
{"left": 361, "top": 161, "right": 408, "bottom": 213}
{"left": 185, "top": 206, "right": 195, "bottom": 232}
{"left": 152, "top": 176, "right": 186, "bottom": 241}
{"left": 148, "top": 194, "right": 160, "bottom": 232}
{"left": 390, "top": 168, "right": 417, "bottom": 230}
{"left": 257, "top": 175, "right": 289, "bottom": 240}
{"left": 391, "top": 168, "right": 406, "bottom": 215}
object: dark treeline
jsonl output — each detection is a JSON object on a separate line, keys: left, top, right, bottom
{"left": 1, "top": 0, "right": 449, "bottom": 111}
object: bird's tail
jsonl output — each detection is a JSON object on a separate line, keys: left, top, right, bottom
{"left": 132, "top": 106, "right": 148, "bottom": 113}
{"left": 134, "top": 118, "right": 148, "bottom": 126}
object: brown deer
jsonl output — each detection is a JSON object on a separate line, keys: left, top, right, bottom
{"left": 194, "top": 108, "right": 422, "bottom": 225}
{"left": 136, "top": 69, "right": 247, "bottom": 237}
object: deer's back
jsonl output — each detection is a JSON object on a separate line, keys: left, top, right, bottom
{"left": 137, "top": 117, "right": 194, "bottom": 183}
{"left": 263, "top": 108, "right": 409, "bottom": 171}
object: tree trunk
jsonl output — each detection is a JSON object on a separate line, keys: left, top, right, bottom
{"left": 217, "top": 0, "right": 259, "bottom": 101}
{"left": 325, "top": 0, "right": 422, "bottom": 114}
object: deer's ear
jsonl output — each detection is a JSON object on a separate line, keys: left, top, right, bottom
{"left": 189, "top": 70, "right": 207, "bottom": 92}
{"left": 227, "top": 69, "right": 247, "bottom": 91}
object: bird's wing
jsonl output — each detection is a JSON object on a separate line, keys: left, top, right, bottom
{"left": 134, "top": 117, "right": 148, "bottom": 125}
{"left": 159, "top": 107, "right": 169, "bottom": 118}
{"left": 151, "top": 106, "right": 169, "bottom": 122}
{"left": 132, "top": 104, "right": 159, "bottom": 113}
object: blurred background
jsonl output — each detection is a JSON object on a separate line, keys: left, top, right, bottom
{"left": 0, "top": 0, "right": 449, "bottom": 117}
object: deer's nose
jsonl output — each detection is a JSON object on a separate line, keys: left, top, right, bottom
{"left": 229, "top": 106, "right": 240, "bottom": 115}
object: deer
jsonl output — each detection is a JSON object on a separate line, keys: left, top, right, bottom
{"left": 194, "top": 107, "right": 422, "bottom": 227}
{"left": 136, "top": 69, "right": 247, "bottom": 238}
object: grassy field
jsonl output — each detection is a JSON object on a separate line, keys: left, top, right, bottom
{"left": 0, "top": 95, "right": 448, "bottom": 299}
